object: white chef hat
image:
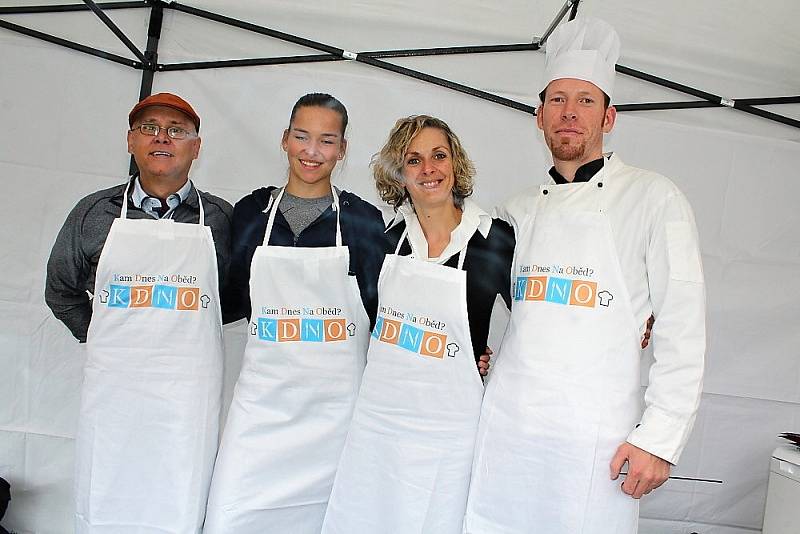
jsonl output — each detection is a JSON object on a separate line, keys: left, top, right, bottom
{"left": 541, "top": 17, "right": 620, "bottom": 101}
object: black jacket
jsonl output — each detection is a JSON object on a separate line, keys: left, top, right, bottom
{"left": 222, "top": 186, "right": 387, "bottom": 328}
{"left": 386, "top": 218, "right": 514, "bottom": 360}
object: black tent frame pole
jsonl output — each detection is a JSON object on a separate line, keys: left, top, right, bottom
{"left": 167, "top": 1, "right": 344, "bottom": 57}
{"left": 616, "top": 64, "right": 800, "bottom": 129}
{"left": 736, "top": 96, "right": 800, "bottom": 106}
{"left": 537, "top": 0, "right": 580, "bottom": 47}
{"left": 82, "top": 0, "right": 146, "bottom": 62}
{"left": 158, "top": 44, "right": 542, "bottom": 71}
{"left": 568, "top": 0, "right": 580, "bottom": 20}
{"left": 0, "top": 0, "right": 797, "bottom": 129}
{"left": 357, "top": 55, "right": 538, "bottom": 115}
{"left": 357, "top": 43, "right": 540, "bottom": 112}
{"left": 362, "top": 43, "right": 541, "bottom": 59}
{"left": 158, "top": 54, "right": 340, "bottom": 71}
{"left": 617, "top": 64, "right": 729, "bottom": 107}
{"left": 0, "top": 1, "right": 144, "bottom": 14}
{"left": 167, "top": 1, "right": 539, "bottom": 115}
{"left": 617, "top": 96, "right": 800, "bottom": 110}
{"left": 616, "top": 101, "right": 717, "bottom": 112}
{"left": 729, "top": 103, "right": 800, "bottom": 129}
{"left": 0, "top": 17, "right": 139, "bottom": 67}
{"left": 138, "top": 0, "right": 163, "bottom": 99}
{"left": 129, "top": 0, "right": 164, "bottom": 175}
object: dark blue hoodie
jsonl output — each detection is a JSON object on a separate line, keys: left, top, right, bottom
{"left": 222, "top": 186, "right": 388, "bottom": 329}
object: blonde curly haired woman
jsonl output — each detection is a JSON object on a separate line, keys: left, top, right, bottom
{"left": 323, "top": 115, "right": 514, "bottom": 534}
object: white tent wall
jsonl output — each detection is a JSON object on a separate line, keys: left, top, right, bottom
{"left": 1, "top": 1, "right": 799, "bottom": 532}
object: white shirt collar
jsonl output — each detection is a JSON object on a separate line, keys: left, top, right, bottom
{"left": 388, "top": 198, "right": 492, "bottom": 263}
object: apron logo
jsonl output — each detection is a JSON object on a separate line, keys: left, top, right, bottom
{"left": 514, "top": 276, "right": 604, "bottom": 308}
{"left": 102, "top": 284, "right": 207, "bottom": 311}
{"left": 371, "top": 315, "right": 456, "bottom": 359}
{"left": 253, "top": 318, "right": 349, "bottom": 342}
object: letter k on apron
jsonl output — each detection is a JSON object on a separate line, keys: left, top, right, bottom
{"left": 464, "top": 169, "right": 641, "bottom": 534}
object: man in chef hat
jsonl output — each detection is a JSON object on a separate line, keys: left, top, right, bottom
{"left": 464, "top": 18, "right": 706, "bottom": 533}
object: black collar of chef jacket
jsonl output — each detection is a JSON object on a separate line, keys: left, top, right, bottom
{"left": 549, "top": 157, "right": 605, "bottom": 185}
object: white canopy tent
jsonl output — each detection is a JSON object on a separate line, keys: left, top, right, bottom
{"left": 1, "top": 1, "right": 799, "bottom": 532}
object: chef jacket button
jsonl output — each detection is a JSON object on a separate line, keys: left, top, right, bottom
{"left": 597, "top": 182, "right": 603, "bottom": 188}
{"left": 543, "top": 189, "right": 549, "bottom": 195}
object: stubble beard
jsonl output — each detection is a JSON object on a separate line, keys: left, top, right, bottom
{"left": 548, "top": 136, "right": 586, "bottom": 162}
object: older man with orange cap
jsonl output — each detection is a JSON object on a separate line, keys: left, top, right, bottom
{"left": 45, "top": 93, "right": 232, "bottom": 533}
{"left": 464, "top": 19, "right": 706, "bottom": 533}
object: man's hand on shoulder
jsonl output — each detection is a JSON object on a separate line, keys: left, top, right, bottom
{"left": 610, "top": 441, "right": 670, "bottom": 499}
{"left": 477, "top": 346, "right": 493, "bottom": 377}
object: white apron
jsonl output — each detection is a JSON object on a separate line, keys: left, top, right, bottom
{"left": 322, "top": 232, "right": 484, "bottom": 534}
{"left": 464, "top": 170, "right": 641, "bottom": 534}
{"left": 76, "top": 183, "right": 224, "bottom": 533}
{"left": 204, "top": 187, "right": 369, "bottom": 534}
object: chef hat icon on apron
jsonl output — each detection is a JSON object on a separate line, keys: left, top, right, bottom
{"left": 541, "top": 17, "right": 621, "bottom": 101}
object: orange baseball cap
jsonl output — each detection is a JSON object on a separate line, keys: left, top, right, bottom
{"left": 128, "top": 92, "right": 200, "bottom": 131}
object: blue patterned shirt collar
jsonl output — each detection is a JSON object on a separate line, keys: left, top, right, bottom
{"left": 131, "top": 176, "right": 192, "bottom": 219}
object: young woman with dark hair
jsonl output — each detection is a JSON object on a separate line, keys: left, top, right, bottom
{"left": 204, "top": 93, "right": 387, "bottom": 533}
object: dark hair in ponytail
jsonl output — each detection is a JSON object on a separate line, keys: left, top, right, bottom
{"left": 289, "top": 93, "right": 349, "bottom": 135}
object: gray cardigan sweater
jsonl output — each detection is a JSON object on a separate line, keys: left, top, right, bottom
{"left": 45, "top": 178, "right": 232, "bottom": 342}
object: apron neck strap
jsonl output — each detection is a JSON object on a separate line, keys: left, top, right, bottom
{"left": 395, "top": 226, "right": 468, "bottom": 271}
{"left": 331, "top": 187, "right": 342, "bottom": 246}
{"left": 456, "top": 246, "right": 467, "bottom": 271}
{"left": 196, "top": 185, "right": 205, "bottom": 226}
{"left": 394, "top": 227, "right": 409, "bottom": 254}
{"left": 120, "top": 177, "right": 134, "bottom": 219}
{"left": 263, "top": 184, "right": 341, "bottom": 247}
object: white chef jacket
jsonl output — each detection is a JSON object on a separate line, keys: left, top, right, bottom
{"left": 497, "top": 152, "right": 706, "bottom": 464}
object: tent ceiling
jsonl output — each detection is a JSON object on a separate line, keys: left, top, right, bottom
{"left": 2, "top": 0, "right": 798, "bottom": 141}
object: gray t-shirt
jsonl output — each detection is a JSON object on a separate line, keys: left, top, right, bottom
{"left": 273, "top": 188, "right": 336, "bottom": 237}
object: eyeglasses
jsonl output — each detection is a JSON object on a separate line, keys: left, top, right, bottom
{"left": 131, "top": 123, "right": 197, "bottom": 140}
